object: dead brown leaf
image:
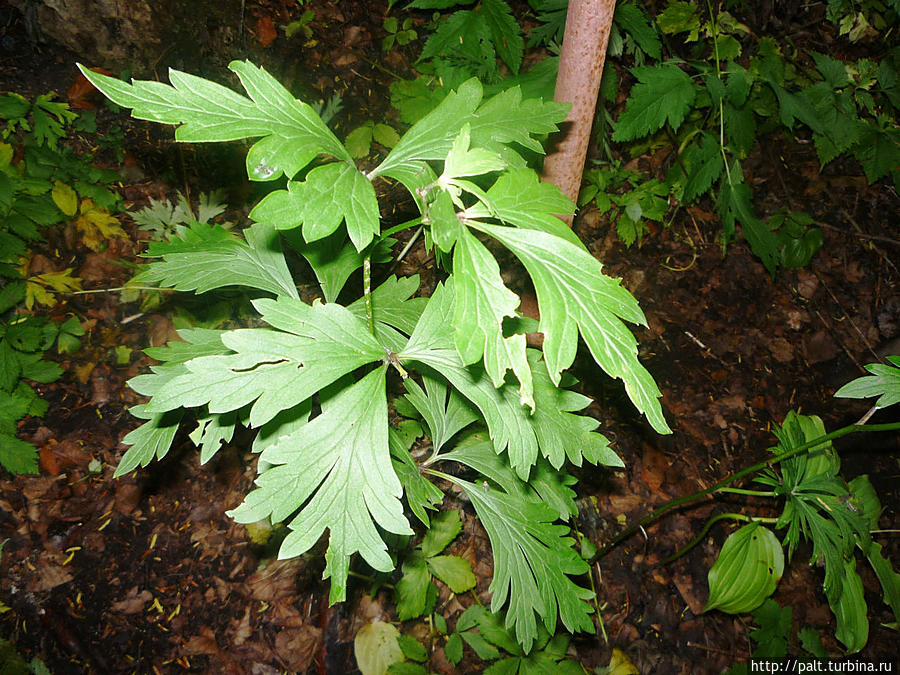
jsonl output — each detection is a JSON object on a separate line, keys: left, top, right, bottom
{"left": 256, "top": 16, "right": 278, "bottom": 47}
{"left": 274, "top": 625, "right": 322, "bottom": 672}
{"left": 110, "top": 587, "right": 153, "bottom": 613}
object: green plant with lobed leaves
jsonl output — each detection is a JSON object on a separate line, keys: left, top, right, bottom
{"left": 389, "top": 1, "right": 899, "bottom": 272}
{"left": 0, "top": 92, "right": 121, "bottom": 473}
{"left": 79, "top": 60, "right": 670, "bottom": 651}
{"left": 602, "top": 357, "right": 900, "bottom": 656}
{"left": 595, "top": 1, "right": 900, "bottom": 271}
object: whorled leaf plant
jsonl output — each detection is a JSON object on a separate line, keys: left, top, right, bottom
{"left": 78, "top": 60, "right": 670, "bottom": 651}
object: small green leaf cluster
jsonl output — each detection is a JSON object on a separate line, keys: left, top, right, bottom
{"left": 723, "top": 599, "right": 826, "bottom": 673}
{"left": 408, "top": 0, "right": 524, "bottom": 89}
{"left": 284, "top": 8, "right": 316, "bottom": 41}
{"left": 704, "top": 359, "right": 900, "bottom": 654}
{"left": 824, "top": 0, "right": 899, "bottom": 42}
{"left": 0, "top": 92, "right": 117, "bottom": 474}
{"left": 394, "top": 510, "right": 476, "bottom": 620}
{"left": 579, "top": 164, "right": 669, "bottom": 247}
{"left": 79, "top": 59, "right": 671, "bottom": 651}
{"left": 0, "top": 636, "right": 51, "bottom": 675}
{"left": 131, "top": 189, "right": 232, "bottom": 242}
{"left": 361, "top": 604, "right": 583, "bottom": 674}
{"left": 0, "top": 314, "right": 83, "bottom": 474}
{"left": 442, "top": 605, "right": 582, "bottom": 673}
{"left": 389, "top": 1, "right": 897, "bottom": 271}
{"left": 383, "top": 15, "right": 419, "bottom": 52}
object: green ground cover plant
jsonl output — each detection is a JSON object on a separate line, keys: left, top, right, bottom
{"left": 79, "top": 60, "right": 670, "bottom": 652}
{"left": 0, "top": 91, "right": 119, "bottom": 473}
{"left": 387, "top": 0, "right": 899, "bottom": 272}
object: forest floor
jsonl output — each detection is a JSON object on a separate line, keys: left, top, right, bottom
{"left": 0, "top": 1, "right": 898, "bottom": 674}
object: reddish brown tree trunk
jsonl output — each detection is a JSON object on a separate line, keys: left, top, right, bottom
{"left": 542, "top": 0, "right": 617, "bottom": 225}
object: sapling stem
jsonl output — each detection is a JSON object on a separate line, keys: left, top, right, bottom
{"left": 592, "top": 420, "right": 900, "bottom": 561}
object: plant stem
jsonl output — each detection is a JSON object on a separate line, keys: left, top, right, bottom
{"left": 659, "top": 512, "right": 778, "bottom": 566}
{"left": 717, "top": 487, "right": 776, "bottom": 497}
{"left": 363, "top": 254, "right": 375, "bottom": 336}
{"left": 379, "top": 215, "right": 424, "bottom": 241}
{"left": 591, "top": 420, "right": 900, "bottom": 561}
{"left": 69, "top": 286, "right": 169, "bottom": 294}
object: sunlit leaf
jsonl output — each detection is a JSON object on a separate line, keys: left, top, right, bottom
{"left": 229, "top": 367, "right": 412, "bottom": 603}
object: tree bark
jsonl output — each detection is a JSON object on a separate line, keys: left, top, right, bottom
{"left": 542, "top": 0, "right": 617, "bottom": 225}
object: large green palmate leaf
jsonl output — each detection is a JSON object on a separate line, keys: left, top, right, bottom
{"left": 462, "top": 168, "right": 582, "bottom": 248}
{"left": 370, "top": 78, "right": 568, "bottom": 179}
{"left": 77, "top": 61, "right": 349, "bottom": 181}
{"left": 442, "top": 432, "right": 580, "bottom": 522}
{"left": 453, "top": 228, "right": 533, "bottom": 409}
{"left": 402, "top": 281, "right": 539, "bottom": 476}
{"left": 140, "top": 297, "right": 385, "bottom": 428}
{"left": 402, "top": 282, "right": 622, "bottom": 477}
{"left": 446, "top": 473, "right": 594, "bottom": 653}
{"left": 468, "top": 223, "right": 670, "bottom": 435}
{"left": 115, "top": 405, "right": 185, "bottom": 477}
{"left": 250, "top": 161, "right": 380, "bottom": 251}
{"left": 401, "top": 371, "right": 479, "bottom": 454}
{"left": 134, "top": 222, "right": 299, "bottom": 298}
{"left": 229, "top": 366, "right": 413, "bottom": 604}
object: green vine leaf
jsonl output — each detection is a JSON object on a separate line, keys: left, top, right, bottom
{"left": 229, "top": 366, "right": 412, "bottom": 604}
{"left": 866, "top": 541, "right": 900, "bottom": 628}
{"left": 134, "top": 222, "right": 299, "bottom": 298}
{"left": 481, "top": 0, "right": 524, "bottom": 74}
{"left": 681, "top": 131, "right": 724, "bottom": 203}
{"left": 76, "top": 61, "right": 349, "bottom": 180}
{"left": 717, "top": 166, "right": 779, "bottom": 275}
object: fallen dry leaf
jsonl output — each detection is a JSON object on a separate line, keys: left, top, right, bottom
{"left": 67, "top": 66, "right": 112, "bottom": 108}
{"left": 111, "top": 587, "right": 153, "bottom": 614}
{"left": 256, "top": 16, "right": 278, "bottom": 47}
